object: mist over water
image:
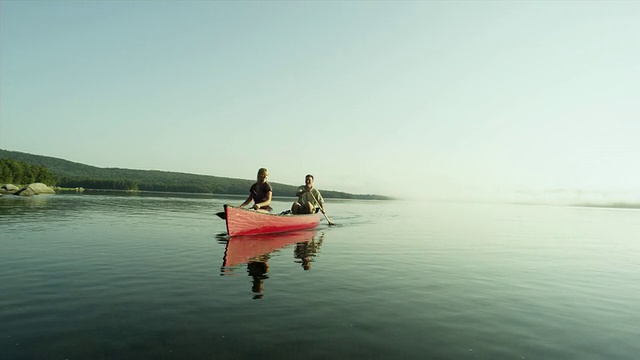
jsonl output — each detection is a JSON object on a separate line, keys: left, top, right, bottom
{"left": 417, "top": 185, "right": 640, "bottom": 210}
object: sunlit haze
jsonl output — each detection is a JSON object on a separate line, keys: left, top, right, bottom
{"left": 1, "top": 1, "right": 638, "bottom": 202}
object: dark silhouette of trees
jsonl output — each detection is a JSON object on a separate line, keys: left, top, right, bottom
{"left": 0, "top": 159, "right": 55, "bottom": 185}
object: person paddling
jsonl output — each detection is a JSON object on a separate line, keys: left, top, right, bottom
{"left": 291, "top": 174, "right": 333, "bottom": 224}
{"left": 239, "top": 168, "right": 273, "bottom": 211}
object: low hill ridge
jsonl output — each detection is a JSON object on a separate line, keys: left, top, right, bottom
{"left": 0, "top": 149, "right": 391, "bottom": 200}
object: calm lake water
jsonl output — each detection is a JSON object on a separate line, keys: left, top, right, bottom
{"left": 1, "top": 192, "right": 639, "bottom": 359}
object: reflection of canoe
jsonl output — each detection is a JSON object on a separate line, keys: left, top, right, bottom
{"left": 223, "top": 230, "right": 317, "bottom": 268}
{"left": 224, "top": 204, "right": 322, "bottom": 236}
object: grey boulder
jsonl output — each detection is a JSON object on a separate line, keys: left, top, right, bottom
{"left": 0, "top": 184, "right": 20, "bottom": 194}
{"left": 15, "top": 183, "right": 56, "bottom": 196}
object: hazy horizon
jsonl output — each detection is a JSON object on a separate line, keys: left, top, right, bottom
{"left": 1, "top": 1, "right": 638, "bottom": 202}
{"left": 3, "top": 148, "right": 639, "bottom": 207}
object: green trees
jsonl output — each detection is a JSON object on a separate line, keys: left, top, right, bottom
{"left": 0, "top": 159, "right": 55, "bottom": 185}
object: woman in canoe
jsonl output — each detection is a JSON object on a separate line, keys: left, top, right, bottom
{"left": 239, "top": 168, "right": 273, "bottom": 211}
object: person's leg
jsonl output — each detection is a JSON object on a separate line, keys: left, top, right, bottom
{"left": 306, "top": 203, "right": 314, "bottom": 214}
{"left": 291, "top": 202, "right": 301, "bottom": 214}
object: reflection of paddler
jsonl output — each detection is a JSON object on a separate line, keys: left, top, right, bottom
{"left": 220, "top": 231, "right": 319, "bottom": 298}
{"left": 247, "top": 254, "right": 269, "bottom": 299}
{"left": 294, "top": 232, "right": 325, "bottom": 271}
{"left": 294, "top": 243, "right": 312, "bottom": 270}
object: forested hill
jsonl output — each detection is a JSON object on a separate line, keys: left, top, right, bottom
{"left": 0, "top": 149, "right": 392, "bottom": 200}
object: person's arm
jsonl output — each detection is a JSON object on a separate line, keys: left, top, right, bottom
{"left": 239, "top": 194, "right": 252, "bottom": 208}
{"left": 315, "top": 190, "right": 326, "bottom": 213}
{"left": 253, "top": 190, "right": 272, "bottom": 210}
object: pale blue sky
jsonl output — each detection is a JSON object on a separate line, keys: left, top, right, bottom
{"left": 1, "top": 1, "right": 638, "bottom": 201}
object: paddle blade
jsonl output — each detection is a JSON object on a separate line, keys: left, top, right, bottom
{"left": 216, "top": 211, "right": 226, "bottom": 220}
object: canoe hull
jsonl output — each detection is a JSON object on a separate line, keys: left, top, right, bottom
{"left": 224, "top": 204, "right": 322, "bottom": 236}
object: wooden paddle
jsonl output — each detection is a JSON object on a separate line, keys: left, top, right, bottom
{"left": 308, "top": 190, "right": 334, "bottom": 225}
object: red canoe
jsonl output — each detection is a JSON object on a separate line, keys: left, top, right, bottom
{"left": 224, "top": 204, "right": 322, "bottom": 236}
{"left": 222, "top": 230, "right": 318, "bottom": 267}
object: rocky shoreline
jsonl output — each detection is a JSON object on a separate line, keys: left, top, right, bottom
{"left": 0, "top": 183, "right": 56, "bottom": 196}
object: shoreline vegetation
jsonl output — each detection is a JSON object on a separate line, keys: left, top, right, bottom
{"left": 0, "top": 149, "right": 393, "bottom": 200}
{"left": 574, "top": 202, "right": 640, "bottom": 210}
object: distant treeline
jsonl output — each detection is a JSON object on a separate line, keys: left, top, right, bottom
{"left": 0, "top": 159, "right": 56, "bottom": 185}
{"left": 55, "top": 172, "right": 254, "bottom": 194}
{"left": 0, "top": 149, "right": 393, "bottom": 200}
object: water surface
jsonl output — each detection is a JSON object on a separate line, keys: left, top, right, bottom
{"left": 1, "top": 193, "right": 638, "bottom": 359}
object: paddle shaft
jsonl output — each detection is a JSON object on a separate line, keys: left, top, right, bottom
{"left": 307, "top": 190, "right": 334, "bottom": 225}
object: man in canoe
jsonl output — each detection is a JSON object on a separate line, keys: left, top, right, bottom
{"left": 291, "top": 174, "right": 326, "bottom": 215}
{"left": 239, "top": 168, "right": 273, "bottom": 211}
